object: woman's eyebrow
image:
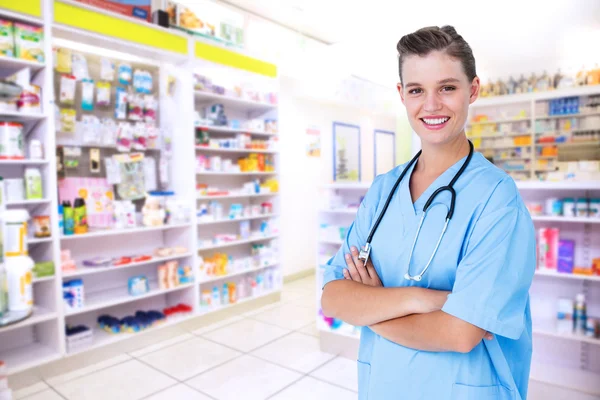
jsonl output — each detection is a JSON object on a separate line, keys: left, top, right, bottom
{"left": 404, "top": 78, "right": 460, "bottom": 88}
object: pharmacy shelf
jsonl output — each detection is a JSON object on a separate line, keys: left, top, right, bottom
{"left": 319, "top": 238, "right": 343, "bottom": 246}
{"left": 60, "top": 223, "right": 191, "bottom": 241}
{"left": 194, "top": 91, "right": 277, "bottom": 112}
{"left": 535, "top": 269, "right": 600, "bottom": 282}
{"left": 476, "top": 143, "right": 531, "bottom": 150}
{"left": 530, "top": 362, "right": 600, "bottom": 397}
{"left": 0, "top": 308, "right": 57, "bottom": 334}
{"left": 197, "top": 213, "right": 278, "bottom": 226}
{"left": 531, "top": 216, "right": 600, "bottom": 224}
{"left": 536, "top": 111, "right": 600, "bottom": 120}
{"left": 319, "top": 208, "right": 358, "bottom": 215}
{"left": 317, "top": 324, "right": 361, "bottom": 340}
{"left": 55, "top": 139, "right": 161, "bottom": 151}
{"left": 33, "top": 276, "right": 55, "bottom": 283}
{"left": 196, "top": 171, "right": 277, "bottom": 176}
{"left": 195, "top": 146, "right": 277, "bottom": 154}
{"left": 321, "top": 182, "right": 373, "bottom": 190}
{"left": 67, "top": 313, "right": 195, "bottom": 356}
{"left": 468, "top": 117, "right": 530, "bottom": 126}
{"left": 533, "top": 321, "right": 600, "bottom": 346}
{"left": 28, "top": 237, "right": 53, "bottom": 245}
{"left": 468, "top": 132, "right": 531, "bottom": 139}
{"left": 199, "top": 262, "right": 278, "bottom": 285}
{"left": 535, "top": 129, "right": 599, "bottom": 136}
{"left": 0, "top": 159, "right": 48, "bottom": 165}
{"left": 493, "top": 157, "right": 531, "bottom": 162}
{"left": 516, "top": 181, "right": 600, "bottom": 190}
{"left": 5, "top": 198, "right": 51, "bottom": 206}
{"left": 198, "top": 235, "right": 279, "bottom": 251}
{"left": 195, "top": 125, "right": 276, "bottom": 136}
{"left": 0, "top": 343, "right": 61, "bottom": 375}
{"left": 0, "top": 54, "right": 45, "bottom": 74}
{"left": 201, "top": 288, "right": 280, "bottom": 316}
{"left": 62, "top": 253, "right": 194, "bottom": 278}
{"left": 197, "top": 193, "right": 278, "bottom": 200}
{"left": 0, "top": 110, "right": 46, "bottom": 122}
{"left": 473, "top": 86, "right": 600, "bottom": 107}
{"left": 65, "top": 282, "right": 195, "bottom": 317}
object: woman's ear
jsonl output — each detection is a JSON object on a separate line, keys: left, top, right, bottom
{"left": 397, "top": 83, "right": 405, "bottom": 105}
{"left": 469, "top": 77, "right": 480, "bottom": 104}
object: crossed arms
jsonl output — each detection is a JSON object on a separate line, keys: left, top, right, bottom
{"left": 320, "top": 247, "right": 491, "bottom": 353}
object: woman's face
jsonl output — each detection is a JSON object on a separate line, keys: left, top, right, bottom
{"left": 398, "top": 50, "right": 479, "bottom": 147}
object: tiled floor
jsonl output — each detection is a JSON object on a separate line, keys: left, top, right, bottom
{"left": 11, "top": 275, "right": 599, "bottom": 400}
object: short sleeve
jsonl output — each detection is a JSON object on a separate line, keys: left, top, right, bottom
{"left": 441, "top": 206, "right": 536, "bottom": 339}
{"left": 321, "top": 176, "right": 383, "bottom": 288}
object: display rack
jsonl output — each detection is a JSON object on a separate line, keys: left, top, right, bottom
{"left": 0, "top": 0, "right": 282, "bottom": 375}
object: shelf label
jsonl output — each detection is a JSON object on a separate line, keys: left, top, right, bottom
{"left": 195, "top": 41, "right": 277, "bottom": 78}
{"left": 0, "top": 0, "right": 42, "bottom": 17}
{"left": 54, "top": 1, "right": 188, "bottom": 55}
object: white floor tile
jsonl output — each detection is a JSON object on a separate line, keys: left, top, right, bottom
{"left": 13, "top": 382, "right": 49, "bottom": 399}
{"left": 251, "top": 332, "right": 335, "bottom": 373}
{"left": 186, "top": 355, "right": 301, "bottom": 400}
{"left": 279, "top": 290, "right": 306, "bottom": 303}
{"left": 192, "top": 316, "right": 244, "bottom": 335}
{"left": 298, "top": 323, "right": 320, "bottom": 337}
{"left": 46, "top": 354, "right": 132, "bottom": 387}
{"left": 270, "top": 376, "right": 357, "bottom": 400}
{"left": 202, "top": 318, "right": 290, "bottom": 352}
{"left": 53, "top": 359, "right": 175, "bottom": 400}
{"left": 139, "top": 337, "right": 240, "bottom": 381}
{"left": 19, "top": 389, "right": 64, "bottom": 400}
{"left": 290, "top": 294, "right": 317, "bottom": 309}
{"left": 144, "top": 384, "right": 212, "bottom": 400}
{"left": 242, "top": 303, "right": 280, "bottom": 317}
{"left": 130, "top": 333, "right": 194, "bottom": 357}
{"left": 310, "top": 357, "right": 358, "bottom": 392}
{"left": 251, "top": 303, "right": 315, "bottom": 330}
{"left": 528, "top": 380, "right": 600, "bottom": 400}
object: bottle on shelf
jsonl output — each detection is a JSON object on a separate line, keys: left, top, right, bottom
{"left": 63, "top": 200, "right": 74, "bottom": 235}
{"left": 73, "top": 197, "right": 88, "bottom": 234}
{"left": 573, "top": 293, "right": 587, "bottom": 335}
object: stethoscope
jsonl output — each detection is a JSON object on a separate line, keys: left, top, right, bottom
{"left": 358, "top": 140, "right": 474, "bottom": 282}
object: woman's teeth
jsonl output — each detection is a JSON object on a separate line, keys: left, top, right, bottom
{"left": 422, "top": 117, "right": 449, "bottom": 125}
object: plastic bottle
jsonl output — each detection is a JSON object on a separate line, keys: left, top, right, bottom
{"left": 0, "top": 262, "right": 6, "bottom": 318}
{"left": 58, "top": 204, "right": 64, "bottom": 232}
{"left": 573, "top": 293, "right": 587, "bottom": 334}
{"left": 73, "top": 197, "right": 88, "bottom": 234}
{"left": 6, "top": 256, "right": 33, "bottom": 312}
{"left": 63, "top": 201, "right": 74, "bottom": 235}
{"left": 222, "top": 283, "right": 230, "bottom": 305}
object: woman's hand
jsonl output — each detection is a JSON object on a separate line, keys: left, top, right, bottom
{"left": 342, "top": 246, "right": 383, "bottom": 287}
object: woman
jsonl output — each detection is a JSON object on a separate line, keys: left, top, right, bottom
{"left": 321, "top": 26, "right": 536, "bottom": 400}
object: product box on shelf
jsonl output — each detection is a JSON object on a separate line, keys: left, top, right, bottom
{"left": 74, "top": 0, "right": 152, "bottom": 21}
{"left": 58, "top": 177, "right": 114, "bottom": 229}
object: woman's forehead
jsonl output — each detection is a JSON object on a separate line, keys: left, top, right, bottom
{"left": 402, "top": 51, "right": 466, "bottom": 83}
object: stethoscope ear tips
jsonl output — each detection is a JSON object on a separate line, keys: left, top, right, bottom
{"left": 404, "top": 273, "right": 423, "bottom": 282}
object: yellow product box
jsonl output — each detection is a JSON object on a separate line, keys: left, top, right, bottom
{"left": 0, "top": 19, "right": 13, "bottom": 58}
{"left": 14, "top": 22, "right": 44, "bottom": 63}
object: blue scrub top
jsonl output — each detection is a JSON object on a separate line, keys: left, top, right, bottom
{"left": 323, "top": 152, "right": 536, "bottom": 400}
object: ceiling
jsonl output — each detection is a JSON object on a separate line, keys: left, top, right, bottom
{"left": 221, "top": 0, "right": 600, "bottom": 86}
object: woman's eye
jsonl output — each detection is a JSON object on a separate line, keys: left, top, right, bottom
{"left": 408, "top": 88, "right": 422, "bottom": 94}
{"left": 441, "top": 86, "right": 456, "bottom": 92}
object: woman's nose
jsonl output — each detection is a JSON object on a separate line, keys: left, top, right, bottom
{"left": 423, "top": 93, "right": 442, "bottom": 112}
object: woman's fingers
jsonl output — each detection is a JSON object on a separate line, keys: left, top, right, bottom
{"left": 344, "top": 253, "right": 361, "bottom": 282}
{"left": 350, "top": 246, "right": 370, "bottom": 282}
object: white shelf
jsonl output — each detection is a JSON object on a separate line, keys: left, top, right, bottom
{"left": 28, "top": 237, "right": 53, "bottom": 245}
{"left": 473, "top": 86, "right": 600, "bottom": 107}
{"left": 199, "top": 262, "right": 278, "bottom": 284}
{"left": 197, "top": 213, "right": 278, "bottom": 226}
{"left": 195, "top": 146, "right": 277, "bottom": 154}
{"left": 201, "top": 288, "right": 280, "bottom": 315}
{"left": 321, "top": 182, "right": 372, "bottom": 190}
{"left": 535, "top": 269, "right": 600, "bottom": 282}
{"left": 516, "top": 181, "right": 600, "bottom": 190}
{"left": 0, "top": 55, "right": 45, "bottom": 75}
{"left": 531, "top": 216, "right": 600, "bottom": 224}
{"left": 67, "top": 313, "right": 195, "bottom": 356}
{"left": 0, "top": 343, "right": 61, "bottom": 375}
{"left": 468, "top": 117, "right": 530, "bottom": 126}
{"left": 194, "top": 91, "right": 277, "bottom": 111}
{"left": 530, "top": 361, "right": 600, "bottom": 397}
{"left": 65, "top": 282, "right": 195, "bottom": 317}
{"left": 62, "top": 253, "right": 194, "bottom": 278}
{"left": 536, "top": 111, "right": 600, "bottom": 120}
{"left": 319, "top": 238, "right": 343, "bottom": 246}
{"left": 0, "top": 307, "right": 57, "bottom": 334}
{"left": 197, "top": 193, "right": 278, "bottom": 200}
{"left": 33, "top": 276, "right": 55, "bottom": 283}
{"left": 198, "top": 234, "right": 279, "bottom": 251}
{"left": 533, "top": 321, "right": 600, "bottom": 346}
{"left": 0, "top": 159, "right": 48, "bottom": 165}
{"left": 318, "top": 208, "right": 358, "bottom": 215}
{"left": 468, "top": 132, "right": 531, "bottom": 139}
{"left": 60, "top": 223, "right": 191, "bottom": 241}
{"left": 0, "top": 110, "right": 46, "bottom": 121}
{"left": 196, "top": 171, "right": 277, "bottom": 176}
{"left": 195, "top": 125, "right": 276, "bottom": 136}
{"left": 6, "top": 198, "right": 50, "bottom": 206}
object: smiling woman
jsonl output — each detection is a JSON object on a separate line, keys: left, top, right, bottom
{"left": 320, "top": 25, "right": 536, "bottom": 400}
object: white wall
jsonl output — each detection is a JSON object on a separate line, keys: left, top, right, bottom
{"left": 278, "top": 76, "right": 397, "bottom": 277}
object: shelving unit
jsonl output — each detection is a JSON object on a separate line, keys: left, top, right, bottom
{"left": 0, "top": 0, "right": 282, "bottom": 375}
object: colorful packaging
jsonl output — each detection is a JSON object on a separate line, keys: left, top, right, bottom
{"left": 14, "top": 22, "right": 44, "bottom": 63}
{"left": 128, "top": 275, "right": 149, "bottom": 296}
{"left": 0, "top": 19, "right": 14, "bottom": 57}
{"left": 75, "top": 0, "right": 151, "bottom": 21}
{"left": 558, "top": 240, "right": 575, "bottom": 273}
{"left": 0, "top": 122, "right": 24, "bottom": 159}
{"left": 538, "top": 228, "right": 559, "bottom": 270}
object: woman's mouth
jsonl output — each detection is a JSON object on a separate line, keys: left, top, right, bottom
{"left": 420, "top": 116, "right": 450, "bottom": 130}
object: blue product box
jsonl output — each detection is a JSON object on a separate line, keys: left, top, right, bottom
{"left": 558, "top": 239, "right": 575, "bottom": 273}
